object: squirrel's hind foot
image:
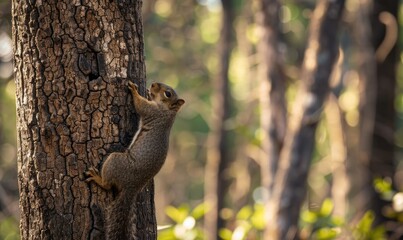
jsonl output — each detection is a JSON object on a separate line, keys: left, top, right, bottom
{"left": 84, "top": 167, "right": 112, "bottom": 190}
{"left": 84, "top": 167, "right": 100, "bottom": 183}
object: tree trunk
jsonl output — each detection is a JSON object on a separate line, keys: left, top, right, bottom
{"left": 326, "top": 94, "right": 349, "bottom": 218}
{"left": 346, "top": 0, "right": 378, "bottom": 227}
{"left": 265, "top": 0, "right": 345, "bottom": 239}
{"left": 204, "top": 0, "right": 235, "bottom": 239}
{"left": 12, "top": 1, "right": 156, "bottom": 239}
{"left": 257, "top": 0, "right": 287, "bottom": 198}
{"left": 256, "top": 1, "right": 287, "bottom": 237}
{"left": 369, "top": 0, "right": 398, "bottom": 226}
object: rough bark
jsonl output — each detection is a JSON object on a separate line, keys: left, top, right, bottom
{"left": 12, "top": 0, "right": 156, "bottom": 239}
{"left": 257, "top": 0, "right": 287, "bottom": 196}
{"left": 265, "top": 0, "right": 345, "bottom": 239}
{"left": 204, "top": 0, "right": 235, "bottom": 239}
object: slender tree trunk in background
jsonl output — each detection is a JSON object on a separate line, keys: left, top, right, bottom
{"left": 13, "top": 1, "right": 156, "bottom": 239}
{"left": 204, "top": 0, "right": 235, "bottom": 239}
{"left": 327, "top": 49, "right": 349, "bottom": 218}
{"left": 256, "top": 1, "right": 287, "bottom": 237}
{"left": 265, "top": 0, "right": 345, "bottom": 239}
{"left": 352, "top": 0, "right": 377, "bottom": 224}
{"left": 326, "top": 94, "right": 349, "bottom": 218}
{"left": 257, "top": 0, "right": 287, "bottom": 196}
{"left": 354, "top": 0, "right": 398, "bottom": 231}
{"left": 369, "top": 0, "right": 398, "bottom": 226}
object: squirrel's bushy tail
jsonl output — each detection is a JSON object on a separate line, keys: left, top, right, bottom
{"left": 105, "top": 189, "right": 137, "bottom": 240}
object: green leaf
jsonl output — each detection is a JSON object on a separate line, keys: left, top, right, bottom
{"left": 315, "top": 227, "right": 339, "bottom": 240}
{"left": 357, "top": 211, "right": 374, "bottom": 233}
{"left": 157, "top": 227, "right": 175, "bottom": 240}
{"left": 251, "top": 204, "right": 265, "bottom": 230}
{"left": 373, "top": 178, "right": 392, "bottom": 194}
{"left": 219, "top": 228, "right": 233, "bottom": 240}
{"left": 236, "top": 205, "right": 252, "bottom": 220}
{"left": 191, "top": 202, "right": 207, "bottom": 220}
{"left": 301, "top": 210, "right": 318, "bottom": 224}
{"left": 165, "top": 205, "right": 188, "bottom": 224}
{"left": 319, "top": 199, "right": 334, "bottom": 217}
{"left": 178, "top": 204, "right": 190, "bottom": 214}
{"left": 353, "top": 211, "right": 375, "bottom": 239}
{"left": 370, "top": 226, "right": 386, "bottom": 240}
{"left": 330, "top": 216, "right": 344, "bottom": 226}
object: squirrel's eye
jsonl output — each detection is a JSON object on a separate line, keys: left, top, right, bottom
{"left": 164, "top": 91, "right": 172, "bottom": 98}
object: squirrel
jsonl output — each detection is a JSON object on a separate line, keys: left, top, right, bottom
{"left": 85, "top": 81, "right": 185, "bottom": 240}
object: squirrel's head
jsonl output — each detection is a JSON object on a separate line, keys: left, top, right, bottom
{"left": 149, "top": 82, "right": 185, "bottom": 112}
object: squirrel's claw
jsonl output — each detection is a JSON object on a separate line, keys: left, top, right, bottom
{"left": 84, "top": 167, "right": 100, "bottom": 182}
{"left": 128, "top": 82, "right": 139, "bottom": 93}
{"left": 86, "top": 166, "right": 99, "bottom": 175}
{"left": 85, "top": 177, "right": 94, "bottom": 183}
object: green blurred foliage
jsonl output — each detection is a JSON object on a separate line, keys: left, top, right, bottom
{"left": 0, "top": 0, "right": 18, "bottom": 239}
{"left": 158, "top": 198, "right": 389, "bottom": 239}
{"left": 300, "top": 198, "right": 345, "bottom": 239}
{"left": 218, "top": 203, "right": 264, "bottom": 240}
{"left": 0, "top": 217, "right": 19, "bottom": 240}
{"left": 374, "top": 177, "right": 403, "bottom": 223}
{"left": 158, "top": 202, "right": 206, "bottom": 240}
{"left": 352, "top": 211, "right": 386, "bottom": 240}
{"left": 157, "top": 200, "right": 266, "bottom": 240}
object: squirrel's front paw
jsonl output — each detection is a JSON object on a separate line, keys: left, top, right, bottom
{"left": 128, "top": 82, "right": 139, "bottom": 94}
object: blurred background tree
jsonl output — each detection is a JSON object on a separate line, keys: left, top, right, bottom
{"left": 2, "top": 0, "right": 403, "bottom": 239}
{"left": 0, "top": 0, "right": 19, "bottom": 239}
